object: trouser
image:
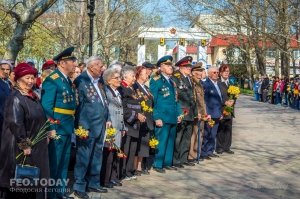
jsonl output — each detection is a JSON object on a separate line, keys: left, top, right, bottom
{"left": 173, "top": 121, "right": 193, "bottom": 165}
{"left": 121, "top": 135, "right": 138, "bottom": 177}
{"left": 153, "top": 124, "right": 176, "bottom": 169}
{"left": 188, "top": 121, "right": 204, "bottom": 160}
{"left": 48, "top": 135, "right": 71, "bottom": 198}
{"left": 216, "top": 119, "right": 233, "bottom": 152}
{"left": 201, "top": 119, "right": 220, "bottom": 157}
{"left": 73, "top": 133, "right": 105, "bottom": 193}
{"left": 100, "top": 147, "right": 119, "bottom": 185}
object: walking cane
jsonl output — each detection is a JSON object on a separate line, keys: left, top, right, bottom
{"left": 197, "top": 120, "right": 201, "bottom": 164}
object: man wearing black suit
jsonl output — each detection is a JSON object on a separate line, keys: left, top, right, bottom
{"left": 172, "top": 56, "right": 197, "bottom": 168}
{"left": 0, "top": 61, "right": 11, "bottom": 134}
{"left": 216, "top": 65, "right": 235, "bottom": 154}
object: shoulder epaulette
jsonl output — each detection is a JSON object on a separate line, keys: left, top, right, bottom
{"left": 173, "top": 72, "right": 181, "bottom": 78}
{"left": 50, "top": 73, "right": 59, "bottom": 80}
{"left": 153, "top": 75, "right": 161, "bottom": 81}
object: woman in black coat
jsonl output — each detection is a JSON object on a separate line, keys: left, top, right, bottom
{"left": 119, "top": 66, "right": 146, "bottom": 181}
{"left": 133, "top": 66, "right": 154, "bottom": 175}
{"left": 0, "top": 63, "right": 49, "bottom": 199}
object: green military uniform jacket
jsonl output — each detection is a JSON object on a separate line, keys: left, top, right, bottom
{"left": 41, "top": 69, "right": 76, "bottom": 135}
{"left": 150, "top": 73, "right": 182, "bottom": 124}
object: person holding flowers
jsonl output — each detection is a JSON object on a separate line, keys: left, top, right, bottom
{"left": 150, "top": 55, "right": 182, "bottom": 173}
{"left": 216, "top": 64, "right": 236, "bottom": 155}
{"left": 119, "top": 66, "right": 146, "bottom": 180}
{"left": 133, "top": 66, "right": 154, "bottom": 175}
{"left": 0, "top": 63, "right": 49, "bottom": 199}
{"left": 72, "top": 56, "right": 111, "bottom": 199}
{"left": 41, "top": 47, "right": 77, "bottom": 199}
{"left": 101, "top": 67, "right": 125, "bottom": 188}
{"left": 172, "top": 56, "right": 197, "bottom": 168}
{"left": 188, "top": 62, "right": 209, "bottom": 162}
{"left": 201, "top": 66, "right": 224, "bottom": 160}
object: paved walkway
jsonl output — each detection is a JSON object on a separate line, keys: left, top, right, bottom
{"left": 78, "top": 95, "right": 300, "bottom": 199}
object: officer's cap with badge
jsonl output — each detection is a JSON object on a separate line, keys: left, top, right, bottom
{"left": 157, "top": 55, "right": 173, "bottom": 67}
{"left": 53, "top": 47, "right": 77, "bottom": 63}
{"left": 142, "top": 61, "right": 156, "bottom": 69}
{"left": 175, "top": 56, "right": 193, "bottom": 67}
{"left": 192, "top": 62, "right": 205, "bottom": 72}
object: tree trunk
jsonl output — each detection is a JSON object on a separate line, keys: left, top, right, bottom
{"left": 274, "top": 48, "right": 280, "bottom": 76}
{"left": 4, "top": 23, "right": 31, "bottom": 61}
{"left": 255, "top": 48, "right": 266, "bottom": 76}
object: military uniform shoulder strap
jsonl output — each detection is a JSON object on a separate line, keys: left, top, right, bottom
{"left": 50, "top": 73, "right": 59, "bottom": 80}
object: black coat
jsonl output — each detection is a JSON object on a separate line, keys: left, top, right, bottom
{"left": 172, "top": 71, "right": 197, "bottom": 121}
{"left": 0, "top": 90, "right": 49, "bottom": 188}
{"left": 133, "top": 82, "right": 154, "bottom": 132}
{"left": 0, "top": 79, "right": 10, "bottom": 134}
{"left": 119, "top": 83, "right": 143, "bottom": 138}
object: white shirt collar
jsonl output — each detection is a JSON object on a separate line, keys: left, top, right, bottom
{"left": 58, "top": 68, "right": 68, "bottom": 80}
{"left": 87, "top": 70, "right": 99, "bottom": 84}
{"left": 161, "top": 73, "right": 170, "bottom": 81}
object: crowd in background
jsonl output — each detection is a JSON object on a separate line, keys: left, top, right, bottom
{"left": 253, "top": 75, "right": 300, "bottom": 110}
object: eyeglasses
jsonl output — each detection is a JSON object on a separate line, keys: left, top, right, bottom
{"left": 112, "top": 76, "right": 121, "bottom": 80}
{"left": 212, "top": 71, "right": 219, "bottom": 74}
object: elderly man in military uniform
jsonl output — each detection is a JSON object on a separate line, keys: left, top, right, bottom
{"left": 41, "top": 47, "right": 77, "bottom": 199}
{"left": 172, "top": 56, "right": 197, "bottom": 168}
{"left": 150, "top": 55, "right": 182, "bottom": 173}
{"left": 188, "top": 62, "right": 208, "bottom": 161}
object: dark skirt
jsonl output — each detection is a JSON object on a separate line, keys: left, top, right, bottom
{"left": 136, "top": 128, "right": 150, "bottom": 157}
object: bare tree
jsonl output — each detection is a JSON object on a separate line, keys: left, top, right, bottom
{"left": 0, "top": 0, "right": 58, "bottom": 61}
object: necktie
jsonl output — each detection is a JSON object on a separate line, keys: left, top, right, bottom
{"left": 186, "top": 76, "right": 192, "bottom": 87}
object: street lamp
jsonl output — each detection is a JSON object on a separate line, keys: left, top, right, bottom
{"left": 74, "top": 0, "right": 96, "bottom": 56}
{"left": 87, "top": 0, "right": 95, "bottom": 56}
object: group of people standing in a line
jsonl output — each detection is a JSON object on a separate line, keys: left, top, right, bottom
{"left": 0, "top": 47, "right": 236, "bottom": 199}
{"left": 253, "top": 76, "right": 300, "bottom": 109}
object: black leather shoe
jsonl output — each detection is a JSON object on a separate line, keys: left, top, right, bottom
{"left": 216, "top": 150, "right": 223, "bottom": 154}
{"left": 174, "top": 164, "right": 184, "bottom": 168}
{"left": 57, "top": 196, "right": 74, "bottom": 199}
{"left": 209, "top": 154, "right": 219, "bottom": 158}
{"left": 142, "top": 170, "right": 150, "bottom": 175}
{"left": 201, "top": 156, "right": 211, "bottom": 160}
{"left": 188, "top": 159, "right": 197, "bottom": 163}
{"left": 87, "top": 187, "right": 108, "bottom": 193}
{"left": 74, "top": 191, "right": 89, "bottom": 199}
{"left": 110, "top": 180, "right": 122, "bottom": 186}
{"left": 135, "top": 170, "right": 142, "bottom": 176}
{"left": 224, "top": 150, "right": 234, "bottom": 154}
{"left": 153, "top": 167, "right": 166, "bottom": 173}
{"left": 183, "top": 162, "right": 195, "bottom": 166}
{"left": 164, "top": 166, "right": 177, "bottom": 170}
{"left": 103, "top": 183, "right": 114, "bottom": 188}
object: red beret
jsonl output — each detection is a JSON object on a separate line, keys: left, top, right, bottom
{"left": 42, "top": 60, "right": 56, "bottom": 71}
{"left": 14, "top": 62, "right": 37, "bottom": 81}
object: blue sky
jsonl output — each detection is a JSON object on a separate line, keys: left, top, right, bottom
{"left": 142, "top": 0, "right": 188, "bottom": 28}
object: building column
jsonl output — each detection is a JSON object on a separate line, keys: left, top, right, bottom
{"left": 137, "top": 44, "right": 146, "bottom": 65}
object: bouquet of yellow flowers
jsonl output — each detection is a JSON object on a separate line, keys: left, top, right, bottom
{"left": 293, "top": 89, "right": 299, "bottom": 96}
{"left": 228, "top": 85, "right": 240, "bottom": 99}
{"left": 207, "top": 119, "right": 215, "bottom": 128}
{"left": 141, "top": 101, "right": 153, "bottom": 112}
{"left": 75, "top": 126, "right": 89, "bottom": 140}
{"left": 149, "top": 137, "right": 159, "bottom": 149}
{"left": 105, "top": 127, "right": 127, "bottom": 159}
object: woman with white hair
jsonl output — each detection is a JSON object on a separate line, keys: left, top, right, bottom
{"left": 119, "top": 66, "right": 146, "bottom": 181}
{"left": 100, "top": 68, "right": 125, "bottom": 188}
